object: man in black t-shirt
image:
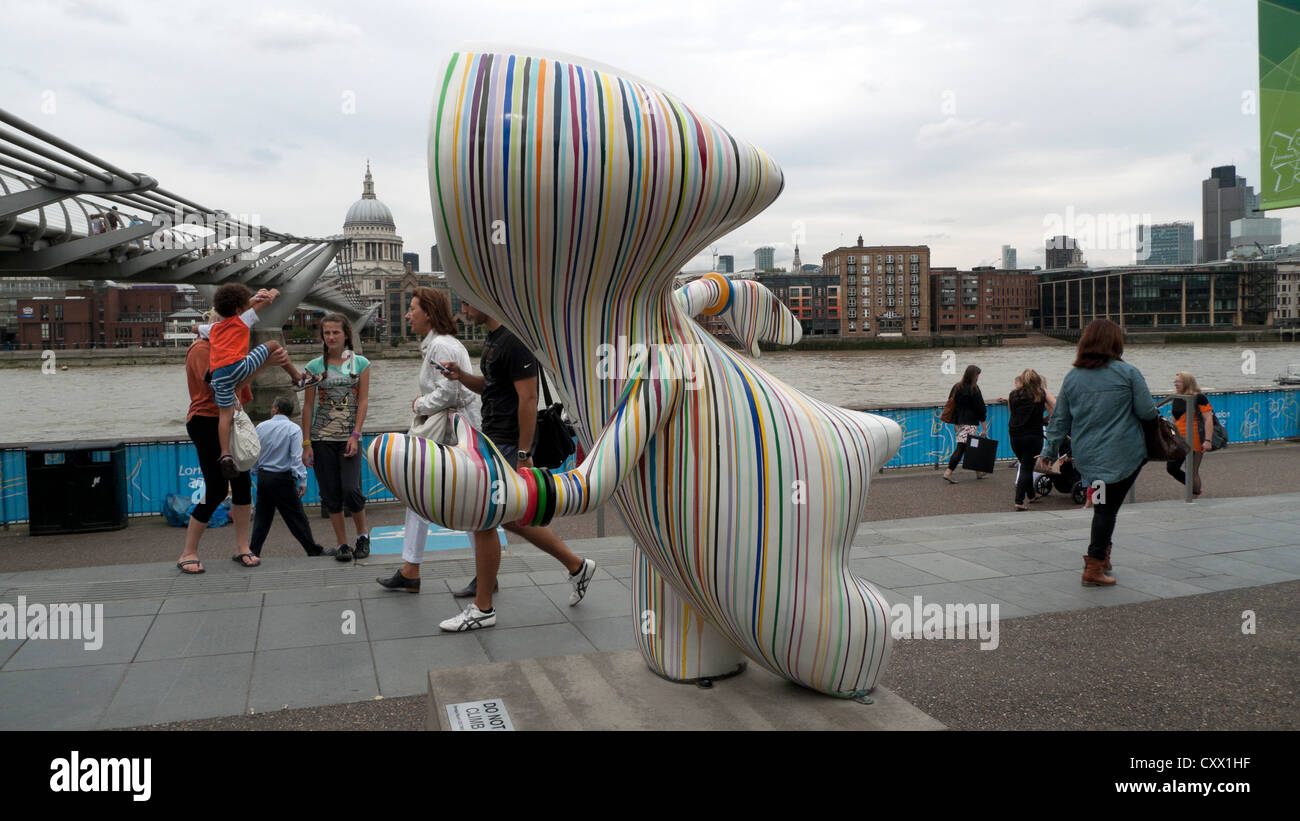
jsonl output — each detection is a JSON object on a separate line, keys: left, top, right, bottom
{"left": 437, "top": 302, "right": 596, "bottom": 631}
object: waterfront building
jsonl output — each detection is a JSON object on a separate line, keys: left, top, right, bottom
{"left": 1037, "top": 262, "right": 1277, "bottom": 330}
{"left": 16, "top": 284, "right": 185, "bottom": 349}
{"left": 1201, "top": 165, "right": 1260, "bottom": 262}
{"left": 823, "top": 238, "right": 930, "bottom": 338}
{"left": 1045, "top": 235, "right": 1085, "bottom": 269}
{"left": 342, "top": 163, "right": 405, "bottom": 340}
{"left": 0, "top": 277, "right": 90, "bottom": 347}
{"left": 1230, "top": 216, "right": 1283, "bottom": 252}
{"left": 1001, "top": 245, "right": 1017, "bottom": 271}
{"left": 754, "top": 246, "right": 775, "bottom": 272}
{"left": 1136, "top": 222, "right": 1195, "bottom": 265}
{"left": 717, "top": 254, "right": 734, "bottom": 274}
{"left": 930, "top": 267, "right": 1037, "bottom": 334}
{"left": 1277, "top": 262, "right": 1300, "bottom": 327}
{"left": 382, "top": 269, "right": 487, "bottom": 344}
{"left": 756, "top": 271, "right": 840, "bottom": 337}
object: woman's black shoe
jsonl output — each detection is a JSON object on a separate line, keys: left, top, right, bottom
{"left": 452, "top": 576, "right": 498, "bottom": 598}
{"left": 377, "top": 569, "right": 420, "bottom": 593}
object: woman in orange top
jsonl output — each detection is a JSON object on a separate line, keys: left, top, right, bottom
{"left": 1165, "top": 372, "right": 1214, "bottom": 497}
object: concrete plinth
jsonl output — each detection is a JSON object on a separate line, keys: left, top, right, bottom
{"left": 247, "top": 328, "right": 294, "bottom": 422}
{"left": 426, "top": 649, "right": 945, "bottom": 731}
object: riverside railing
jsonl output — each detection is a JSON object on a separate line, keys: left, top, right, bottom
{"left": 1, "top": 387, "right": 1297, "bottom": 526}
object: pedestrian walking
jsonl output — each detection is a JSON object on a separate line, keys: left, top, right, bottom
{"left": 375, "top": 288, "right": 481, "bottom": 593}
{"left": 1038, "top": 319, "right": 1159, "bottom": 586}
{"left": 248, "top": 397, "right": 329, "bottom": 558}
{"left": 1007, "top": 369, "right": 1055, "bottom": 510}
{"left": 943, "top": 364, "right": 989, "bottom": 482}
{"left": 434, "top": 302, "right": 597, "bottom": 630}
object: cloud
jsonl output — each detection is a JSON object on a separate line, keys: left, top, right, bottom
{"left": 59, "top": 0, "right": 127, "bottom": 25}
{"left": 247, "top": 10, "right": 363, "bottom": 51}
{"left": 915, "top": 116, "right": 1023, "bottom": 149}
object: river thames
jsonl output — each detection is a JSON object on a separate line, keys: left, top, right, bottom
{"left": 2, "top": 341, "right": 1298, "bottom": 443}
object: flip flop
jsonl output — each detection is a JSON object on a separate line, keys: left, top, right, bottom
{"left": 177, "top": 559, "right": 205, "bottom": 574}
{"left": 232, "top": 553, "right": 261, "bottom": 568}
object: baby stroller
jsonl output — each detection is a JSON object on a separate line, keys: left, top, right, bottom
{"left": 1016, "top": 430, "right": 1087, "bottom": 504}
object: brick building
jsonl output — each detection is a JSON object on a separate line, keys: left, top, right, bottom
{"left": 755, "top": 272, "right": 840, "bottom": 337}
{"left": 823, "top": 239, "right": 930, "bottom": 337}
{"left": 930, "top": 267, "right": 1039, "bottom": 334}
{"left": 17, "top": 285, "right": 183, "bottom": 349}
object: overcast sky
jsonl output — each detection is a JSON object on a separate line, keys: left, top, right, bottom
{"left": 2, "top": 0, "right": 1288, "bottom": 272}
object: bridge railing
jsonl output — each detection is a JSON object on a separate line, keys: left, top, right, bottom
{"left": 1, "top": 388, "right": 1297, "bottom": 525}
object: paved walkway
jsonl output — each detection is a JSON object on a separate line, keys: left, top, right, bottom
{"left": 0, "top": 493, "right": 1296, "bottom": 729}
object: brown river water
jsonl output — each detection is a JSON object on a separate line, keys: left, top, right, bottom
{"left": 2, "top": 342, "right": 1297, "bottom": 444}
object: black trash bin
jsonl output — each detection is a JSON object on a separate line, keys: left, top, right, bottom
{"left": 25, "top": 440, "right": 128, "bottom": 536}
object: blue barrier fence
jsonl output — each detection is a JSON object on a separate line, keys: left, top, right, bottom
{"left": 1, "top": 389, "right": 1297, "bottom": 525}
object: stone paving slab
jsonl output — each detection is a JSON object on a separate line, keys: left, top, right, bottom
{"left": 0, "top": 492, "right": 1295, "bottom": 730}
{"left": 849, "top": 557, "right": 948, "bottom": 588}
{"left": 101, "top": 653, "right": 254, "bottom": 728}
{"left": 893, "top": 552, "right": 1007, "bottom": 582}
{"left": 248, "top": 643, "right": 378, "bottom": 713}
{"left": 475, "top": 622, "right": 597, "bottom": 664}
{"left": 0, "top": 664, "right": 127, "bottom": 730}
{"left": 371, "top": 635, "right": 491, "bottom": 698}
{"left": 3, "top": 615, "right": 152, "bottom": 670}
{"left": 256, "top": 600, "right": 369, "bottom": 651}
{"left": 137, "top": 608, "right": 260, "bottom": 661}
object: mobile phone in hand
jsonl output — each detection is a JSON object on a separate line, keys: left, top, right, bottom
{"left": 433, "top": 362, "right": 452, "bottom": 375}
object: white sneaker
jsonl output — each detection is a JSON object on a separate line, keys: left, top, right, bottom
{"left": 439, "top": 603, "right": 496, "bottom": 632}
{"left": 567, "top": 558, "right": 597, "bottom": 606}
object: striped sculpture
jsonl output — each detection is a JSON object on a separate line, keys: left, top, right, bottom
{"left": 366, "top": 48, "right": 902, "bottom": 698}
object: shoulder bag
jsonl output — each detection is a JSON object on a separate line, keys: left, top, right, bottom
{"left": 1141, "top": 413, "right": 1189, "bottom": 462}
{"left": 230, "top": 409, "right": 261, "bottom": 472}
{"left": 533, "top": 370, "right": 577, "bottom": 469}
{"left": 939, "top": 385, "right": 957, "bottom": 425}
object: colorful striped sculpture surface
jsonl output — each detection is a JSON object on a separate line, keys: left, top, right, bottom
{"left": 366, "top": 48, "right": 902, "bottom": 697}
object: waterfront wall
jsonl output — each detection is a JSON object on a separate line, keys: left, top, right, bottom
{"left": 1, "top": 389, "right": 1297, "bottom": 525}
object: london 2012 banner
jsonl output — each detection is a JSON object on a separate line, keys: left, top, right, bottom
{"left": 1260, "top": 0, "right": 1300, "bottom": 210}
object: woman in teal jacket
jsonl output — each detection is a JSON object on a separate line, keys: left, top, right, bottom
{"left": 1040, "top": 319, "right": 1158, "bottom": 586}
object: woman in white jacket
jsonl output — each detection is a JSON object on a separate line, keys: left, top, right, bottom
{"left": 376, "top": 287, "right": 481, "bottom": 593}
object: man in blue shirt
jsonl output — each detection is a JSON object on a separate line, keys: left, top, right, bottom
{"left": 246, "top": 396, "right": 328, "bottom": 561}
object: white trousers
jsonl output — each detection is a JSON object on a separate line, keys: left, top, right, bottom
{"left": 402, "top": 506, "right": 432, "bottom": 565}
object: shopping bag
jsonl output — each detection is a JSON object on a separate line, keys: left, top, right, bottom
{"left": 961, "top": 436, "right": 998, "bottom": 473}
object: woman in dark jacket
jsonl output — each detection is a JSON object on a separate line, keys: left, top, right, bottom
{"left": 943, "top": 364, "right": 988, "bottom": 483}
{"left": 1007, "top": 369, "right": 1056, "bottom": 509}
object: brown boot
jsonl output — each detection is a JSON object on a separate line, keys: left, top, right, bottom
{"left": 1103, "top": 543, "right": 1113, "bottom": 572}
{"left": 1082, "top": 555, "right": 1115, "bottom": 587}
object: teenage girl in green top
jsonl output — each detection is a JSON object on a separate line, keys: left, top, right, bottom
{"left": 301, "top": 313, "right": 372, "bottom": 561}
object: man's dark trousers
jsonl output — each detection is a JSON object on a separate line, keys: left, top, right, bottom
{"left": 249, "top": 470, "right": 322, "bottom": 556}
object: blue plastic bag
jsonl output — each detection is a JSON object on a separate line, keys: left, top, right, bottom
{"left": 162, "top": 493, "right": 231, "bottom": 528}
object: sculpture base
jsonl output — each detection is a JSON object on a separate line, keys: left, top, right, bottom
{"left": 246, "top": 328, "right": 294, "bottom": 423}
{"left": 426, "top": 649, "right": 943, "bottom": 731}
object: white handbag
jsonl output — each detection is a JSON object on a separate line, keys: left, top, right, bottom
{"left": 410, "top": 410, "right": 453, "bottom": 444}
{"left": 230, "top": 409, "right": 262, "bottom": 472}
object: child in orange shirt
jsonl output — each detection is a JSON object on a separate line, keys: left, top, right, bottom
{"left": 207, "top": 283, "right": 320, "bottom": 478}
